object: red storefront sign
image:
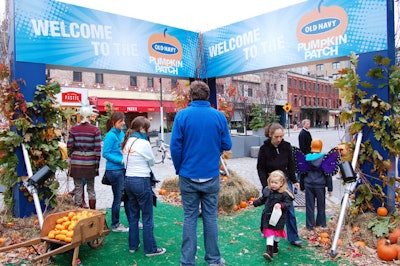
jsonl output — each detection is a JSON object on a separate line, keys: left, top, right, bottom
{"left": 62, "top": 91, "right": 82, "bottom": 103}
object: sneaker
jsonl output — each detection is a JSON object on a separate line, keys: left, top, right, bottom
{"left": 112, "top": 224, "right": 129, "bottom": 233}
{"left": 209, "top": 258, "right": 225, "bottom": 266}
{"left": 139, "top": 221, "right": 143, "bottom": 230}
{"left": 129, "top": 243, "right": 140, "bottom": 253}
{"left": 145, "top": 248, "right": 166, "bottom": 257}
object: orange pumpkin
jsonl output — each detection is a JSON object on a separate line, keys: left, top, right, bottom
{"left": 233, "top": 205, "right": 240, "bottom": 211}
{"left": 320, "top": 237, "right": 329, "bottom": 245}
{"left": 239, "top": 201, "right": 248, "bottom": 208}
{"left": 158, "top": 189, "right": 168, "bottom": 195}
{"left": 377, "top": 206, "right": 388, "bottom": 217}
{"left": 377, "top": 240, "right": 397, "bottom": 261}
{"left": 355, "top": 241, "right": 366, "bottom": 247}
{"left": 147, "top": 28, "right": 183, "bottom": 63}
{"left": 352, "top": 226, "right": 360, "bottom": 233}
{"left": 376, "top": 238, "right": 387, "bottom": 248}
{"left": 389, "top": 228, "right": 400, "bottom": 244}
{"left": 319, "top": 232, "right": 329, "bottom": 238}
{"left": 296, "top": 3, "right": 348, "bottom": 47}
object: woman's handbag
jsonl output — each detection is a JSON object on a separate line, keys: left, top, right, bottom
{"left": 101, "top": 172, "right": 111, "bottom": 185}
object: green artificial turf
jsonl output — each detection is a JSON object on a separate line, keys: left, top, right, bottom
{"left": 50, "top": 203, "right": 352, "bottom": 266}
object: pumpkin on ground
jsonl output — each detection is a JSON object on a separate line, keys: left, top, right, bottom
{"left": 377, "top": 240, "right": 397, "bottom": 261}
{"left": 377, "top": 206, "right": 388, "bottom": 217}
{"left": 389, "top": 228, "right": 400, "bottom": 244}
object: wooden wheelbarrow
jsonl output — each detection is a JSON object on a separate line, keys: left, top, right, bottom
{"left": 0, "top": 208, "right": 110, "bottom": 266}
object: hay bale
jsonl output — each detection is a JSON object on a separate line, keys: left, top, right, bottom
{"left": 160, "top": 175, "right": 179, "bottom": 192}
{"left": 159, "top": 169, "right": 260, "bottom": 213}
{"left": 219, "top": 170, "right": 260, "bottom": 212}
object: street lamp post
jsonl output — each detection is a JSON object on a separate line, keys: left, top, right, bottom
{"left": 159, "top": 78, "right": 164, "bottom": 142}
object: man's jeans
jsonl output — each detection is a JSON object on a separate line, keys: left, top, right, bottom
{"left": 179, "top": 176, "right": 222, "bottom": 266}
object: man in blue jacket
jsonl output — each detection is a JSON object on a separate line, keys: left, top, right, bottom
{"left": 170, "top": 80, "right": 232, "bottom": 266}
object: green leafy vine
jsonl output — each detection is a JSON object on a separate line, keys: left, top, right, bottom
{"left": 335, "top": 53, "right": 400, "bottom": 216}
{"left": 0, "top": 64, "right": 68, "bottom": 214}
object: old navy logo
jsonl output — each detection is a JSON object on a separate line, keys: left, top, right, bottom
{"left": 301, "top": 18, "right": 340, "bottom": 35}
{"left": 151, "top": 42, "right": 179, "bottom": 55}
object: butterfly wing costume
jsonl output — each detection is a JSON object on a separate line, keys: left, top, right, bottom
{"left": 292, "top": 146, "right": 340, "bottom": 177}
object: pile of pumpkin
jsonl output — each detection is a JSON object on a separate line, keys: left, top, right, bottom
{"left": 46, "top": 210, "right": 94, "bottom": 243}
{"left": 376, "top": 228, "right": 400, "bottom": 261}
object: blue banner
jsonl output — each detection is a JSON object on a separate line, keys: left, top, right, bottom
{"left": 14, "top": 0, "right": 199, "bottom": 77}
{"left": 13, "top": 0, "right": 389, "bottom": 78}
{"left": 202, "top": 0, "right": 388, "bottom": 77}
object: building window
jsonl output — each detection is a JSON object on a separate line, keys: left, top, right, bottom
{"left": 293, "top": 80, "right": 297, "bottom": 89}
{"left": 247, "top": 88, "right": 253, "bottom": 97}
{"left": 316, "top": 64, "right": 324, "bottom": 71}
{"left": 130, "top": 75, "right": 137, "bottom": 86}
{"left": 95, "top": 73, "right": 103, "bottom": 84}
{"left": 73, "top": 71, "right": 82, "bottom": 82}
{"left": 280, "top": 84, "right": 283, "bottom": 91}
{"left": 332, "top": 62, "right": 341, "bottom": 69}
{"left": 294, "top": 95, "right": 297, "bottom": 106}
{"left": 332, "top": 73, "right": 339, "bottom": 80}
{"left": 288, "top": 78, "right": 292, "bottom": 88}
{"left": 273, "top": 84, "right": 277, "bottom": 90}
{"left": 299, "top": 80, "right": 302, "bottom": 90}
{"left": 303, "top": 82, "right": 307, "bottom": 90}
{"left": 147, "top": 77, "right": 154, "bottom": 87}
{"left": 171, "top": 78, "right": 177, "bottom": 88}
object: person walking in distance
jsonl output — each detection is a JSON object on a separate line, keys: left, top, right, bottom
{"left": 298, "top": 119, "right": 312, "bottom": 155}
{"left": 170, "top": 80, "right": 232, "bottom": 266}
{"left": 257, "top": 123, "right": 303, "bottom": 247}
{"left": 298, "top": 119, "right": 312, "bottom": 190}
{"left": 122, "top": 116, "right": 166, "bottom": 256}
{"left": 102, "top": 112, "right": 131, "bottom": 232}
{"left": 252, "top": 170, "right": 295, "bottom": 261}
{"left": 67, "top": 105, "right": 101, "bottom": 209}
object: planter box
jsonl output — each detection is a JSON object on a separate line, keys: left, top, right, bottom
{"left": 231, "top": 135, "right": 266, "bottom": 158}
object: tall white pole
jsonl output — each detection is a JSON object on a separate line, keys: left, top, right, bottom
{"left": 159, "top": 78, "right": 164, "bottom": 142}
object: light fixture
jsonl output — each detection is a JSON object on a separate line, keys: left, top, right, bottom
{"left": 97, "top": 83, "right": 100, "bottom": 88}
{"left": 149, "top": 116, "right": 153, "bottom": 121}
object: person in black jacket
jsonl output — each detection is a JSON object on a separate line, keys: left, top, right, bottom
{"left": 257, "top": 123, "right": 303, "bottom": 247}
{"left": 298, "top": 119, "right": 312, "bottom": 154}
{"left": 298, "top": 119, "right": 312, "bottom": 190}
{"left": 252, "top": 170, "right": 294, "bottom": 261}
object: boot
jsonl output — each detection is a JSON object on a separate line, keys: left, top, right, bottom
{"left": 273, "top": 241, "right": 279, "bottom": 254}
{"left": 89, "top": 199, "right": 96, "bottom": 210}
{"left": 81, "top": 190, "right": 88, "bottom": 208}
{"left": 263, "top": 245, "right": 273, "bottom": 261}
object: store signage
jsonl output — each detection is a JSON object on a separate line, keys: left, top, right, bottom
{"left": 62, "top": 91, "right": 82, "bottom": 103}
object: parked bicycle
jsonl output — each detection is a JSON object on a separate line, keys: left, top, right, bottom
{"left": 151, "top": 140, "right": 170, "bottom": 164}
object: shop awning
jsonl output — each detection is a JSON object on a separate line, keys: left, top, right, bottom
{"left": 91, "top": 98, "right": 177, "bottom": 113}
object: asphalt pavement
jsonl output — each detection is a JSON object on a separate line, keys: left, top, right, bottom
{"left": 0, "top": 127, "right": 348, "bottom": 212}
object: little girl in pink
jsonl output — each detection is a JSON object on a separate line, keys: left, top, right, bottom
{"left": 252, "top": 170, "right": 295, "bottom": 261}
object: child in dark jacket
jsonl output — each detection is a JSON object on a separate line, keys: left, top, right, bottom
{"left": 252, "top": 170, "right": 294, "bottom": 261}
{"left": 304, "top": 139, "right": 333, "bottom": 230}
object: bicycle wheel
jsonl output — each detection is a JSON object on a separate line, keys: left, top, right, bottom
{"left": 152, "top": 145, "right": 165, "bottom": 164}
